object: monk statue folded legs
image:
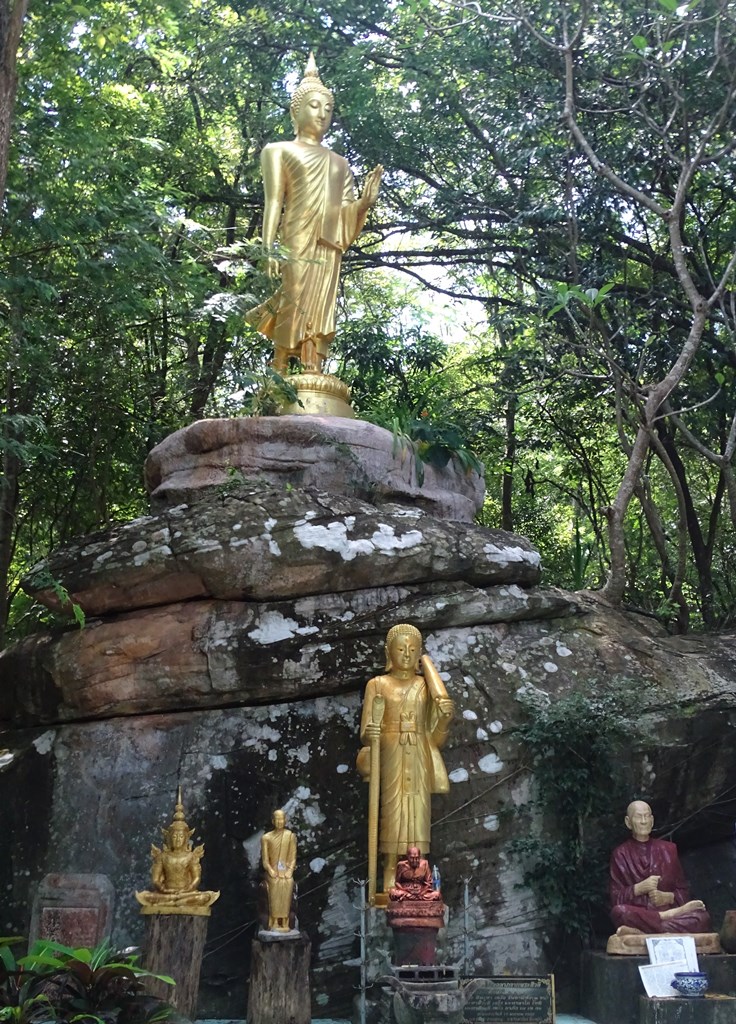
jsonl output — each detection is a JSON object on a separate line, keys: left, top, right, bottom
{"left": 610, "top": 800, "right": 711, "bottom": 935}
{"left": 135, "top": 787, "right": 220, "bottom": 914}
{"left": 389, "top": 847, "right": 442, "bottom": 902}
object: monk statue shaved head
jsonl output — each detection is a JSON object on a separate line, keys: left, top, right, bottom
{"left": 609, "top": 800, "right": 711, "bottom": 936}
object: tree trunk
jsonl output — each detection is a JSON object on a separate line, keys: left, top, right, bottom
{"left": 656, "top": 422, "right": 723, "bottom": 627}
{"left": 0, "top": 0, "right": 29, "bottom": 209}
{"left": 501, "top": 393, "right": 517, "bottom": 532}
{"left": 247, "top": 935, "right": 311, "bottom": 1024}
{"left": 0, "top": 438, "right": 20, "bottom": 646}
{"left": 144, "top": 913, "right": 209, "bottom": 1020}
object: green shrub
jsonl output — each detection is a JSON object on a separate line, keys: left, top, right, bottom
{"left": 0, "top": 938, "right": 179, "bottom": 1024}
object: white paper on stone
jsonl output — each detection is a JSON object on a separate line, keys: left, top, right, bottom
{"left": 638, "top": 960, "right": 689, "bottom": 998}
{"left": 646, "top": 935, "right": 699, "bottom": 972}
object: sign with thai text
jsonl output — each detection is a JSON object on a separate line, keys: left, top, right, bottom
{"left": 462, "top": 976, "right": 555, "bottom": 1024}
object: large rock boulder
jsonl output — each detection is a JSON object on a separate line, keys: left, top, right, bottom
{"left": 2, "top": 581, "right": 575, "bottom": 724}
{"left": 22, "top": 484, "right": 539, "bottom": 619}
{"left": 2, "top": 600, "right": 736, "bottom": 1019}
{"left": 144, "top": 415, "right": 485, "bottom": 522}
{"left": 2, "top": 418, "right": 736, "bottom": 1018}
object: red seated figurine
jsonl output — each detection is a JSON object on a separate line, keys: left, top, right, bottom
{"left": 389, "top": 847, "right": 442, "bottom": 902}
{"left": 387, "top": 846, "right": 446, "bottom": 965}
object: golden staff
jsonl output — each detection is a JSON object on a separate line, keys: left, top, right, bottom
{"left": 367, "top": 694, "right": 385, "bottom": 906}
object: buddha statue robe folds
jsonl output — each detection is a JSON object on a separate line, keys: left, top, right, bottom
{"left": 261, "top": 809, "right": 297, "bottom": 933}
{"left": 135, "top": 787, "right": 220, "bottom": 915}
{"left": 358, "top": 623, "right": 454, "bottom": 893}
{"left": 246, "top": 53, "right": 382, "bottom": 374}
{"left": 247, "top": 141, "right": 370, "bottom": 367}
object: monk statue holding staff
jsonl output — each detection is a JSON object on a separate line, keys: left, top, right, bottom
{"left": 358, "top": 624, "right": 454, "bottom": 899}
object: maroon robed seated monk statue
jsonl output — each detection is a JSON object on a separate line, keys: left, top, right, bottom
{"left": 610, "top": 800, "right": 711, "bottom": 936}
{"left": 387, "top": 846, "right": 445, "bottom": 965}
{"left": 389, "top": 847, "right": 442, "bottom": 902}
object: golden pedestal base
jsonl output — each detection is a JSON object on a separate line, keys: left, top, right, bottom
{"left": 283, "top": 373, "right": 354, "bottom": 419}
{"left": 606, "top": 931, "right": 722, "bottom": 955}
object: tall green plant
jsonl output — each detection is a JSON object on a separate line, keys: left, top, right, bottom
{"left": 511, "top": 683, "right": 641, "bottom": 940}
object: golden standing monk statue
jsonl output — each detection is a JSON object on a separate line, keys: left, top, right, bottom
{"left": 135, "top": 787, "right": 220, "bottom": 916}
{"left": 247, "top": 53, "right": 382, "bottom": 385}
{"left": 358, "top": 624, "right": 454, "bottom": 899}
{"left": 261, "top": 809, "right": 298, "bottom": 932}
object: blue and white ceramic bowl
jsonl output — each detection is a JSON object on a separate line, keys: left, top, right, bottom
{"left": 671, "top": 971, "right": 709, "bottom": 998}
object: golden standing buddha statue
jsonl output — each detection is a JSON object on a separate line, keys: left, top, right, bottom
{"left": 135, "top": 787, "right": 220, "bottom": 916}
{"left": 261, "top": 809, "right": 297, "bottom": 933}
{"left": 246, "top": 53, "right": 382, "bottom": 415}
{"left": 358, "top": 624, "right": 455, "bottom": 900}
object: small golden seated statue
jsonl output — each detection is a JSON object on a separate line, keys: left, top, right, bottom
{"left": 260, "top": 809, "right": 298, "bottom": 935}
{"left": 135, "top": 787, "right": 220, "bottom": 916}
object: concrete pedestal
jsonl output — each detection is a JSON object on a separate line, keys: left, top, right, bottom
{"left": 581, "top": 951, "right": 736, "bottom": 1024}
{"left": 391, "top": 926, "right": 441, "bottom": 967}
{"left": 387, "top": 900, "right": 447, "bottom": 967}
{"left": 640, "top": 995, "right": 736, "bottom": 1024}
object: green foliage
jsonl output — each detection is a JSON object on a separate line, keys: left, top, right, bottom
{"left": 0, "top": 939, "right": 176, "bottom": 1024}
{"left": 367, "top": 405, "right": 484, "bottom": 487}
{"left": 233, "top": 369, "right": 302, "bottom": 418}
{"left": 28, "top": 570, "right": 85, "bottom": 630}
{"left": 1, "top": 0, "right": 735, "bottom": 644}
{"left": 510, "top": 683, "right": 642, "bottom": 940}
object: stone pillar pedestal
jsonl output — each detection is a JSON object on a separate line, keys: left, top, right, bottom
{"left": 720, "top": 910, "right": 736, "bottom": 953}
{"left": 386, "top": 901, "right": 447, "bottom": 966}
{"left": 247, "top": 933, "right": 311, "bottom": 1024}
{"left": 581, "top": 950, "right": 736, "bottom": 1024}
{"left": 144, "top": 913, "right": 209, "bottom": 1019}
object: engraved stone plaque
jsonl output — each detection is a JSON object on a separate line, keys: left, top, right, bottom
{"left": 30, "top": 874, "right": 114, "bottom": 947}
{"left": 463, "top": 976, "right": 555, "bottom": 1024}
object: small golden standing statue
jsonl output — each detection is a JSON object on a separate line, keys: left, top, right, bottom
{"left": 261, "top": 809, "right": 298, "bottom": 933}
{"left": 135, "top": 787, "right": 220, "bottom": 916}
{"left": 246, "top": 52, "right": 383, "bottom": 416}
{"left": 357, "top": 624, "right": 454, "bottom": 903}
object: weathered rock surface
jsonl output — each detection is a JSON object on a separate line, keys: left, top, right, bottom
{"left": 3, "top": 424, "right": 736, "bottom": 1019}
{"left": 22, "top": 483, "right": 540, "bottom": 618}
{"left": 144, "top": 415, "right": 485, "bottom": 521}
{"left": 1, "top": 604, "right": 736, "bottom": 1019}
{"left": 1, "top": 582, "right": 578, "bottom": 724}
